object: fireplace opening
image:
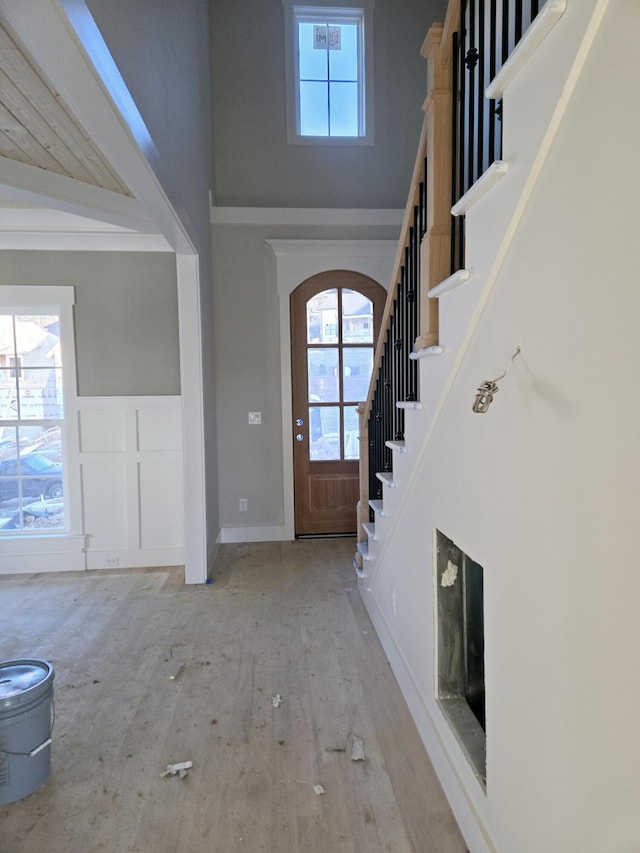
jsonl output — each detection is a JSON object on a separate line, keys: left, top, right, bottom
{"left": 435, "top": 530, "right": 486, "bottom": 786}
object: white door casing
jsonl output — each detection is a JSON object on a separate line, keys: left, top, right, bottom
{"left": 267, "top": 239, "right": 395, "bottom": 542}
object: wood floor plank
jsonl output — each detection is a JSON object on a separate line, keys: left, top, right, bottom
{"left": 0, "top": 540, "right": 466, "bottom": 853}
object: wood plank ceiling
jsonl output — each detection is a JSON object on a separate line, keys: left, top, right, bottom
{"left": 0, "top": 17, "right": 131, "bottom": 197}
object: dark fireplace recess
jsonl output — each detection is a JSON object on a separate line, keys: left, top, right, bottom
{"left": 435, "top": 530, "right": 486, "bottom": 787}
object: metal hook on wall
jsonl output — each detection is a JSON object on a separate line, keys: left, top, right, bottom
{"left": 472, "top": 346, "right": 521, "bottom": 414}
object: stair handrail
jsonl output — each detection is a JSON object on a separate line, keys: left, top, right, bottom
{"left": 356, "top": 8, "right": 457, "bottom": 556}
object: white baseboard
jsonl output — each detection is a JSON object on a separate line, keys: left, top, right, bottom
{"left": 0, "top": 534, "right": 86, "bottom": 574}
{"left": 85, "top": 547, "right": 184, "bottom": 571}
{"left": 359, "top": 584, "right": 495, "bottom": 853}
{"left": 219, "top": 525, "right": 292, "bottom": 544}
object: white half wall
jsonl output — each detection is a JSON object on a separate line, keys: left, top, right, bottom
{"left": 79, "top": 396, "right": 184, "bottom": 570}
{"left": 0, "top": 395, "right": 184, "bottom": 575}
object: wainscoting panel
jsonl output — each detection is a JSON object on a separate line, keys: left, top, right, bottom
{"left": 82, "top": 461, "right": 128, "bottom": 551}
{"left": 79, "top": 408, "right": 126, "bottom": 452}
{"left": 137, "top": 406, "right": 182, "bottom": 451}
{"left": 79, "top": 397, "right": 184, "bottom": 570}
{"left": 139, "top": 460, "right": 184, "bottom": 549}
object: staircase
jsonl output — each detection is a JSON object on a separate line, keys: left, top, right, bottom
{"left": 352, "top": 1, "right": 627, "bottom": 850}
{"left": 355, "top": 0, "right": 571, "bottom": 577}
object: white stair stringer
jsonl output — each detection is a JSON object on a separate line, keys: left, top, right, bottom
{"left": 361, "top": 399, "right": 426, "bottom": 567}
{"left": 362, "top": 0, "right": 606, "bottom": 584}
{"left": 366, "top": 496, "right": 392, "bottom": 546}
{"left": 362, "top": 520, "right": 380, "bottom": 564}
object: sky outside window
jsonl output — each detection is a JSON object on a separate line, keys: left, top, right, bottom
{"left": 298, "top": 20, "right": 359, "bottom": 137}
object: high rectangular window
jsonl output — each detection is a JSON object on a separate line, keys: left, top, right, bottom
{"left": 284, "top": 2, "right": 374, "bottom": 145}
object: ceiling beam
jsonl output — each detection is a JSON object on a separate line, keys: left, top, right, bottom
{"left": 0, "top": 156, "right": 160, "bottom": 233}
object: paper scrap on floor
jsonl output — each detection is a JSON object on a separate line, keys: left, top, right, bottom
{"left": 161, "top": 761, "right": 193, "bottom": 779}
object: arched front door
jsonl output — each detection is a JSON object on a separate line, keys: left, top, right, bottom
{"left": 290, "top": 270, "right": 386, "bottom": 536}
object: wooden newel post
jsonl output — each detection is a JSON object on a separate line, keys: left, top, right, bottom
{"left": 415, "top": 22, "right": 453, "bottom": 352}
{"left": 354, "top": 14, "right": 454, "bottom": 562}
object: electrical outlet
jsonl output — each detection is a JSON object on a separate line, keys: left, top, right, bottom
{"left": 103, "top": 556, "right": 120, "bottom": 568}
{"left": 248, "top": 412, "right": 261, "bottom": 424}
{"left": 239, "top": 498, "right": 248, "bottom": 512}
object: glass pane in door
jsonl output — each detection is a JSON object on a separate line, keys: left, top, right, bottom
{"left": 304, "top": 286, "right": 378, "bottom": 464}
{"left": 343, "top": 347, "right": 373, "bottom": 401}
{"left": 308, "top": 348, "right": 339, "bottom": 402}
{"left": 342, "top": 289, "right": 373, "bottom": 343}
{"left": 309, "top": 406, "right": 340, "bottom": 460}
{"left": 307, "top": 289, "right": 338, "bottom": 343}
{"left": 344, "top": 405, "right": 360, "bottom": 460}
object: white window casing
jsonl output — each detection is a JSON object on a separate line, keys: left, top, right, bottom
{"left": 0, "top": 286, "right": 84, "bottom": 567}
{"left": 283, "top": 0, "right": 375, "bottom": 146}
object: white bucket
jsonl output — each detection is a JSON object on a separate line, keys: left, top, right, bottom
{"left": 0, "top": 659, "right": 54, "bottom": 805}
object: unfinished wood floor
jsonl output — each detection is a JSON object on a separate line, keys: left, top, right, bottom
{"left": 0, "top": 539, "right": 466, "bottom": 853}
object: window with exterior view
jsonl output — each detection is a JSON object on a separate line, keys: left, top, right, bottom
{"left": 0, "top": 311, "right": 66, "bottom": 533}
{"left": 284, "top": 1, "right": 374, "bottom": 145}
{"left": 306, "top": 287, "right": 374, "bottom": 461}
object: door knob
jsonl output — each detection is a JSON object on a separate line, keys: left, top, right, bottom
{"left": 296, "top": 433, "right": 304, "bottom": 442}
{"left": 295, "top": 418, "right": 304, "bottom": 426}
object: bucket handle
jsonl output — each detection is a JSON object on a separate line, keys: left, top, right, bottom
{"left": 0, "top": 699, "right": 55, "bottom": 759}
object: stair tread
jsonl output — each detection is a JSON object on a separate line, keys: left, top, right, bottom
{"left": 362, "top": 521, "right": 376, "bottom": 540}
{"left": 428, "top": 270, "right": 470, "bottom": 297}
{"left": 357, "top": 540, "right": 371, "bottom": 560}
{"left": 375, "top": 472, "right": 395, "bottom": 487}
{"left": 368, "top": 499, "right": 385, "bottom": 516}
{"left": 409, "top": 345, "right": 443, "bottom": 360}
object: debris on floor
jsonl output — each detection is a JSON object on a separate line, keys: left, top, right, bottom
{"left": 161, "top": 760, "right": 193, "bottom": 779}
{"left": 351, "top": 736, "right": 365, "bottom": 761}
{"left": 169, "top": 663, "right": 185, "bottom": 681}
{"left": 272, "top": 693, "right": 283, "bottom": 708}
{"left": 296, "top": 779, "right": 326, "bottom": 795}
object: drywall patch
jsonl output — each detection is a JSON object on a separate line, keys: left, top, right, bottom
{"left": 441, "top": 560, "right": 459, "bottom": 587}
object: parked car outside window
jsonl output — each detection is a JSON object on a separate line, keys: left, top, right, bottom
{"left": 0, "top": 453, "right": 64, "bottom": 503}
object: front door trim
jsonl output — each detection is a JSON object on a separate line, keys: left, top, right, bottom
{"left": 267, "top": 239, "right": 395, "bottom": 542}
{"left": 291, "top": 271, "right": 386, "bottom": 536}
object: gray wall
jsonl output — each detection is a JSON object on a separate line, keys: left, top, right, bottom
{"left": 0, "top": 252, "right": 180, "bottom": 397}
{"left": 211, "top": 0, "right": 447, "bottom": 208}
{"left": 212, "top": 221, "right": 398, "bottom": 528}
{"left": 211, "top": 1, "right": 443, "bottom": 528}
{"left": 213, "top": 226, "right": 283, "bottom": 527}
{"left": 85, "top": 0, "right": 220, "bottom": 546}
{"left": 85, "top": 0, "right": 214, "bottom": 257}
